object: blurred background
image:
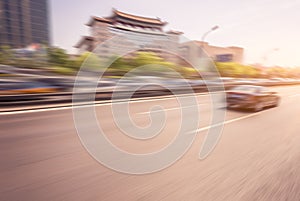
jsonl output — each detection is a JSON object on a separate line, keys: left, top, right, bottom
{"left": 1, "top": 1, "right": 300, "bottom": 201}
{"left": 0, "top": 1, "right": 300, "bottom": 104}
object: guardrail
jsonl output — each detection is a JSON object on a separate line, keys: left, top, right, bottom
{"left": 1, "top": 81, "right": 300, "bottom": 110}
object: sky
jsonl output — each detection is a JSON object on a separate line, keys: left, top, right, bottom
{"left": 50, "top": 0, "right": 300, "bottom": 67}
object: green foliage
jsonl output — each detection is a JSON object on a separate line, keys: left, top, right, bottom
{"left": 50, "top": 66, "right": 75, "bottom": 75}
{"left": 0, "top": 45, "right": 299, "bottom": 79}
{"left": 75, "top": 52, "right": 101, "bottom": 70}
{"left": 107, "top": 51, "right": 178, "bottom": 76}
{"left": 13, "top": 58, "right": 37, "bottom": 68}
{"left": 179, "top": 67, "right": 200, "bottom": 78}
{"left": 101, "top": 51, "right": 203, "bottom": 78}
{"left": 107, "top": 56, "right": 133, "bottom": 76}
{"left": 47, "top": 47, "right": 69, "bottom": 66}
{"left": 215, "top": 62, "right": 259, "bottom": 78}
{"left": 131, "top": 52, "right": 164, "bottom": 67}
{"left": 215, "top": 62, "right": 300, "bottom": 78}
{"left": 0, "top": 45, "right": 13, "bottom": 65}
{"left": 45, "top": 52, "right": 102, "bottom": 75}
{"left": 266, "top": 67, "right": 288, "bottom": 78}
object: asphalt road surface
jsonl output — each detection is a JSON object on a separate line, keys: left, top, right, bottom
{"left": 1, "top": 85, "right": 300, "bottom": 201}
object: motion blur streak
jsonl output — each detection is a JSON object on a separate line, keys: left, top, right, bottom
{"left": 0, "top": 85, "right": 300, "bottom": 200}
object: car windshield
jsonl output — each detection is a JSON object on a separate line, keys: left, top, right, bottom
{"left": 232, "top": 86, "right": 260, "bottom": 93}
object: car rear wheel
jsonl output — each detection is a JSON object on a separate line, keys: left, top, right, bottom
{"left": 273, "top": 97, "right": 280, "bottom": 107}
{"left": 253, "top": 102, "right": 263, "bottom": 112}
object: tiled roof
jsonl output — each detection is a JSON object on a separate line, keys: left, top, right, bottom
{"left": 93, "top": 16, "right": 111, "bottom": 23}
{"left": 166, "top": 30, "right": 184, "bottom": 35}
{"left": 112, "top": 9, "right": 166, "bottom": 25}
{"left": 86, "top": 16, "right": 112, "bottom": 26}
{"left": 86, "top": 9, "right": 167, "bottom": 26}
{"left": 74, "top": 36, "right": 95, "bottom": 48}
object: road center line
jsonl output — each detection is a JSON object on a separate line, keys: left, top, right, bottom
{"left": 188, "top": 108, "right": 270, "bottom": 134}
{"left": 137, "top": 104, "right": 207, "bottom": 115}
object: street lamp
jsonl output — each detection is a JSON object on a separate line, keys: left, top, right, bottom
{"left": 200, "top": 25, "right": 219, "bottom": 55}
{"left": 199, "top": 25, "right": 219, "bottom": 72}
{"left": 201, "top": 25, "right": 219, "bottom": 43}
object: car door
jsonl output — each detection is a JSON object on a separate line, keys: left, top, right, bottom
{"left": 260, "top": 88, "right": 276, "bottom": 106}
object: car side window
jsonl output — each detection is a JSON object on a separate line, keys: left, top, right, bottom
{"left": 259, "top": 88, "right": 270, "bottom": 94}
{"left": 254, "top": 88, "right": 261, "bottom": 93}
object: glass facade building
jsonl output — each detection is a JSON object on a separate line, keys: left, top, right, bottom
{"left": 0, "top": 0, "right": 49, "bottom": 48}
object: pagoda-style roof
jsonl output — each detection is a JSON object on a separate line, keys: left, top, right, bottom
{"left": 166, "top": 30, "right": 184, "bottom": 35}
{"left": 110, "top": 9, "right": 167, "bottom": 25}
{"left": 86, "top": 9, "right": 167, "bottom": 27}
{"left": 86, "top": 16, "right": 112, "bottom": 26}
{"left": 74, "top": 36, "right": 95, "bottom": 48}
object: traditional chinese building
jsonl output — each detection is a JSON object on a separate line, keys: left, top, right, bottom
{"left": 75, "top": 9, "right": 244, "bottom": 72}
{"left": 75, "top": 9, "right": 183, "bottom": 61}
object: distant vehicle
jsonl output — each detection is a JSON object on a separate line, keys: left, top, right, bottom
{"left": 226, "top": 85, "right": 280, "bottom": 112}
{"left": 233, "top": 78, "right": 257, "bottom": 85}
{"left": 187, "top": 79, "right": 206, "bottom": 87}
{"left": 0, "top": 81, "right": 62, "bottom": 95}
{"left": 220, "top": 77, "right": 236, "bottom": 83}
{"left": 204, "top": 79, "right": 225, "bottom": 86}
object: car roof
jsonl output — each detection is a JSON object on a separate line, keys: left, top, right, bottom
{"left": 233, "top": 85, "right": 263, "bottom": 89}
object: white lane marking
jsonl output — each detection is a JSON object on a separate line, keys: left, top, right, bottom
{"left": 0, "top": 92, "right": 212, "bottom": 115}
{"left": 0, "top": 105, "right": 77, "bottom": 116}
{"left": 137, "top": 104, "right": 208, "bottom": 115}
{"left": 188, "top": 109, "right": 270, "bottom": 134}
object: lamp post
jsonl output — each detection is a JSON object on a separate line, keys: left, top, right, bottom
{"left": 199, "top": 26, "right": 219, "bottom": 72}
{"left": 200, "top": 25, "right": 219, "bottom": 57}
{"left": 201, "top": 25, "right": 219, "bottom": 44}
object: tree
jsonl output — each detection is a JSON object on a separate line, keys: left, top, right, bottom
{"left": 129, "top": 51, "right": 177, "bottom": 76}
{"left": 215, "top": 62, "right": 259, "bottom": 78}
{"left": 74, "top": 52, "right": 101, "bottom": 70}
{"left": 107, "top": 55, "right": 134, "bottom": 76}
{"left": 47, "top": 47, "right": 69, "bottom": 66}
{"left": 0, "top": 45, "right": 13, "bottom": 65}
{"left": 131, "top": 52, "right": 164, "bottom": 67}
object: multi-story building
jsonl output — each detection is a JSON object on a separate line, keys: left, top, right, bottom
{"left": 0, "top": 0, "right": 50, "bottom": 48}
{"left": 180, "top": 41, "right": 244, "bottom": 64}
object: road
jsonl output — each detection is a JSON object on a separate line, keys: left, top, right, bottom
{"left": 0, "top": 85, "right": 300, "bottom": 201}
